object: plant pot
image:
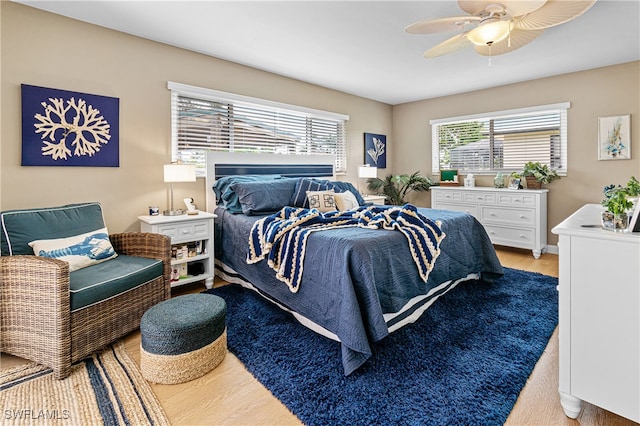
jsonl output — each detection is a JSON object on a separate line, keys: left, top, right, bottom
{"left": 601, "top": 211, "right": 629, "bottom": 232}
{"left": 525, "top": 176, "right": 541, "bottom": 189}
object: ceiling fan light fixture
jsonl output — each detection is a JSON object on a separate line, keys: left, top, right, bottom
{"left": 466, "top": 20, "right": 511, "bottom": 46}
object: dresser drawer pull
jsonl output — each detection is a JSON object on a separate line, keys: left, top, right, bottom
{"left": 519, "top": 215, "right": 527, "bottom": 219}
{"left": 519, "top": 234, "right": 527, "bottom": 239}
{"left": 490, "top": 213, "right": 497, "bottom": 217}
{"left": 182, "top": 229, "right": 190, "bottom": 234}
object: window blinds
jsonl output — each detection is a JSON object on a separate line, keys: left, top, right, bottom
{"left": 169, "top": 82, "right": 348, "bottom": 174}
{"left": 431, "top": 102, "right": 569, "bottom": 175}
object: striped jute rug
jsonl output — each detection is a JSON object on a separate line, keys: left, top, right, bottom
{"left": 0, "top": 342, "right": 169, "bottom": 425}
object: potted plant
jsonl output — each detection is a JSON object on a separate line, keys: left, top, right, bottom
{"left": 366, "top": 171, "right": 434, "bottom": 205}
{"left": 601, "top": 176, "right": 640, "bottom": 232}
{"left": 521, "top": 161, "right": 560, "bottom": 189}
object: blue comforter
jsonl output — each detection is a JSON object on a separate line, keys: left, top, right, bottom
{"left": 247, "top": 204, "right": 445, "bottom": 292}
{"left": 214, "top": 206, "right": 503, "bottom": 375}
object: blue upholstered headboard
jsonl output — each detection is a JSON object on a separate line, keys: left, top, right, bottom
{"left": 205, "top": 152, "right": 335, "bottom": 212}
{"left": 214, "top": 163, "right": 333, "bottom": 180}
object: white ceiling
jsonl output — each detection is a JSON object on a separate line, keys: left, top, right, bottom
{"left": 16, "top": 0, "right": 640, "bottom": 105}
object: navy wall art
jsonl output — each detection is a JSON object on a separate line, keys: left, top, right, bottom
{"left": 21, "top": 84, "right": 119, "bottom": 167}
{"left": 364, "top": 132, "right": 386, "bottom": 169}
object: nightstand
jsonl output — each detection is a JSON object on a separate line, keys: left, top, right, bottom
{"left": 138, "top": 211, "right": 216, "bottom": 289}
{"left": 362, "top": 194, "right": 386, "bottom": 205}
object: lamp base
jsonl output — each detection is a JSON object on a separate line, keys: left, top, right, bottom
{"left": 163, "top": 209, "right": 186, "bottom": 216}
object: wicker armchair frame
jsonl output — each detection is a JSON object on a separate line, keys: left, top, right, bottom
{"left": 0, "top": 232, "right": 171, "bottom": 379}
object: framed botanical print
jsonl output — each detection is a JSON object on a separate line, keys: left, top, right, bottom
{"left": 598, "top": 114, "right": 631, "bottom": 160}
{"left": 364, "top": 132, "right": 386, "bottom": 169}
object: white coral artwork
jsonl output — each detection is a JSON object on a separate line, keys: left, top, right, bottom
{"left": 367, "top": 137, "right": 385, "bottom": 166}
{"left": 34, "top": 97, "right": 111, "bottom": 161}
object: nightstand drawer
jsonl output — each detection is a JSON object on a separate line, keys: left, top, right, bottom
{"left": 158, "top": 220, "right": 210, "bottom": 243}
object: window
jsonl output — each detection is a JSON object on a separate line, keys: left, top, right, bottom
{"left": 431, "top": 102, "right": 569, "bottom": 175}
{"left": 169, "top": 82, "right": 349, "bottom": 174}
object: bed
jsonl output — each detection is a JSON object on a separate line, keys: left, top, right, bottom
{"left": 206, "top": 152, "right": 504, "bottom": 375}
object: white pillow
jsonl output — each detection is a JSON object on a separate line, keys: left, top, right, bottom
{"left": 333, "top": 190, "right": 359, "bottom": 211}
{"left": 29, "top": 227, "right": 118, "bottom": 272}
{"left": 306, "top": 190, "right": 336, "bottom": 212}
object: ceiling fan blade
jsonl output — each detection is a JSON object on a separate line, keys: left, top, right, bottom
{"left": 513, "top": 0, "right": 596, "bottom": 30}
{"left": 502, "top": 0, "right": 547, "bottom": 17}
{"left": 458, "top": 0, "right": 498, "bottom": 16}
{"left": 459, "top": 0, "right": 547, "bottom": 17}
{"left": 424, "top": 33, "right": 474, "bottom": 58}
{"left": 405, "top": 16, "right": 480, "bottom": 34}
{"left": 474, "top": 28, "right": 544, "bottom": 56}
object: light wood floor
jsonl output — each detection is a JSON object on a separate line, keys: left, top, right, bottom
{"left": 2, "top": 247, "right": 638, "bottom": 425}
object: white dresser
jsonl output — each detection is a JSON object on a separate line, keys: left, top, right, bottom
{"left": 552, "top": 204, "right": 639, "bottom": 423}
{"left": 431, "top": 186, "right": 548, "bottom": 258}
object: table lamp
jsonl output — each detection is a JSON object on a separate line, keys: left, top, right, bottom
{"left": 358, "top": 164, "right": 377, "bottom": 194}
{"left": 163, "top": 162, "right": 196, "bottom": 216}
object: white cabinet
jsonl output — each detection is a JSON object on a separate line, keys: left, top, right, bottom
{"left": 431, "top": 186, "right": 548, "bottom": 258}
{"left": 139, "top": 212, "right": 216, "bottom": 289}
{"left": 552, "top": 204, "right": 639, "bottom": 423}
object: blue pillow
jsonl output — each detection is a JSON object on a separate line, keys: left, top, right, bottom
{"left": 328, "top": 181, "right": 367, "bottom": 206}
{"left": 290, "top": 178, "right": 335, "bottom": 208}
{"left": 213, "top": 175, "right": 281, "bottom": 213}
{"left": 231, "top": 178, "right": 299, "bottom": 215}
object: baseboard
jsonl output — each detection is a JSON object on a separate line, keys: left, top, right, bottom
{"left": 545, "top": 245, "right": 559, "bottom": 255}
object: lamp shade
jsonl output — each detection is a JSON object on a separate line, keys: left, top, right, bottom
{"left": 163, "top": 163, "right": 196, "bottom": 183}
{"left": 358, "top": 165, "right": 378, "bottom": 179}
{"left": 466, "top": 20, "right": 510, "bottom": 46}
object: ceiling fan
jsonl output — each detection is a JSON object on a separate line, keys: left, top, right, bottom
{"left": 405, "top": 0, "right": 597, "bottom": 58}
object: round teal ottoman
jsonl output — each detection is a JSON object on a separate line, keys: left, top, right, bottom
{"left": 140, "top": 293, "right": 227, "bottom": 384}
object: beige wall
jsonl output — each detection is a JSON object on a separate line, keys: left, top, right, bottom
{"left": 0, "top": 2, "right": 391, "bottom": 232}
{"left": 2, "top": 3, "right": 639, "bottom": 247}
{"left": 392, "top": 61, "right": 640, "bottom": 246}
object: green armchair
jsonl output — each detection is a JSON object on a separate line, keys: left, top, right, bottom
{"left": 0, "top": 202, "right": 171, "bottom": 379}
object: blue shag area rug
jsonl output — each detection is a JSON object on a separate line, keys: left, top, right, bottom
{"left": 205, "top": 267, "right": 558, "bottom": 426}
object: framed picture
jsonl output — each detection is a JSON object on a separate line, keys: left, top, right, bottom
{"left": 21, "top": 84, "right": 120, "bottom": 167}
{"left": 364, "top": 133, "right": 386, "bottom": 168}
{"left": 598, "top": 115, "right": 631, "bottom": 160}
{"left": 629, "top": 201, "right": 640, "bottom": 233}
{"left": 508, "top": 177, "right": 521, "bottom": 190}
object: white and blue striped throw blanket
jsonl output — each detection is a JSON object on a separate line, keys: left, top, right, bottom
{"left": 247, "top": 204, "right": 446, "bottom": 292}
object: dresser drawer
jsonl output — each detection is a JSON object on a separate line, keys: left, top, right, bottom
{"left": 434, "top": 190, "right": 463, "bottom": 202}
{"left": 483, "top": 224, "right": 536, "bottom": 248}
{"left": 480, "top": 206, "right": 535, "bottom": 226}
{"left": 463, "top": 192, "right": 496, "bottom": 205}
{"left": 433, "top": 202, "right": 478, "bottom": 218}
{"left": 496, "top": 193, "right": 536, "bottom": 207}
{"left": 158, "top": 220, "right": 210, "bottom": 243}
